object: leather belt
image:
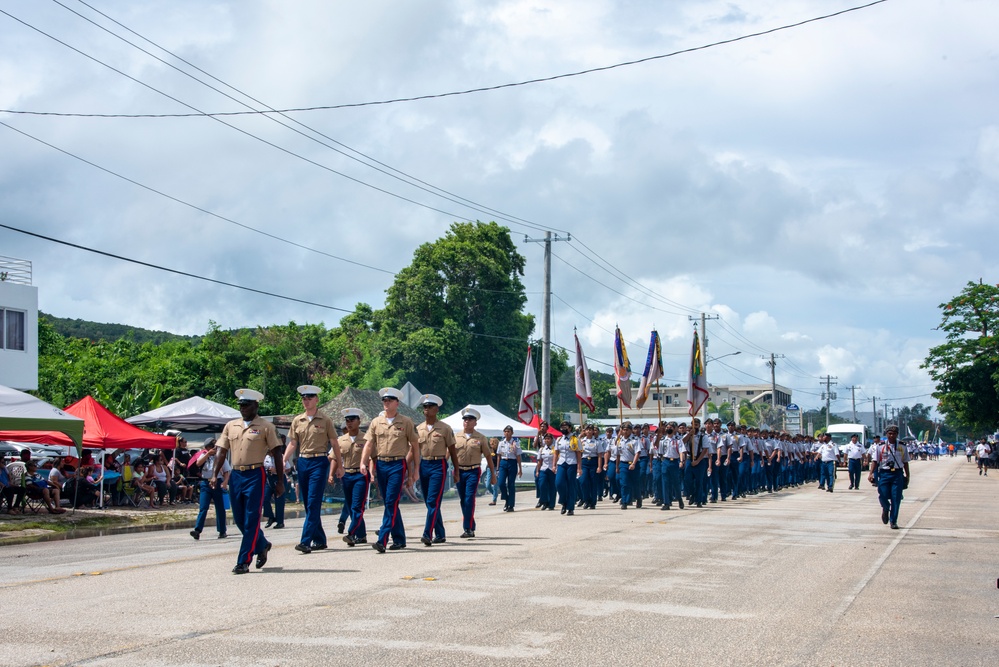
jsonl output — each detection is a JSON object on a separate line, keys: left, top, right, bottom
{"left": 378, "top": 456, "right": 405, "bottom": 462}
{"left": 665, "top": 457, "right": 679, "bottom": 461}
{"left": 300, "top": 453, "right": 327, "bottom": 458}
{"left": 582, "top": 456, "right": 597, "bottom": 460}
{"left": 458, "top": 465, "right": 479, "bottom": 471}
{"left": 233, "top": 463, "right": 263, "bottom": 471}
{"left": 344, "top": 467, "right": 360, "bottom": 474}
{"left": 422, "top": 456, "right": 446, "bottom": 461}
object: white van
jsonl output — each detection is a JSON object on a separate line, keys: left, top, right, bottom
{"left": 826, "top": 423, "right": 868, "bottom": 454}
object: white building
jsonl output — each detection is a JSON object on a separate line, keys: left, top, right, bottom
{"left": 0, "top": 256, "right": 38, "bottom": 391}
{"left": 618, "top": 382, "right": 792, "bottom": 424}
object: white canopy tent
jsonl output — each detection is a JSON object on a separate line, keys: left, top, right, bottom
{"left": 0, "top": 384, "right": 84, "bottom": 454}
{"left": 442, "top": 404, "right": 538, "bottom": 438}
{"left": 126, "top": 396, "right": 240, "bottom": 427}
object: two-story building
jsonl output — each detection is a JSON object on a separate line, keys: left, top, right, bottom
{"left": 0, "top": 256, "right": 38, "bottom": 391}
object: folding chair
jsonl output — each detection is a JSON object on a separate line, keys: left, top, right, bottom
{"left": 119, "top": 466, "right": 139, "bottom": 507}
{"left": 21, "top": 481, "right": 45, "bottom": 514}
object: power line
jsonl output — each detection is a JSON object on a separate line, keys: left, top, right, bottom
{"left": 3, "top": 1, "right": 890, "bottom": 119}
{"left": 44, "top": 0, "right": 563, "bottom": 236}
{"left": 0, "top": 7, "right": 557, "bottom": 237}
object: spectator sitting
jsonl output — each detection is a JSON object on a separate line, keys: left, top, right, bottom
{"left": 131, "top": 461, "right": 157, "bottom": 507}
{"left": 47, "top": 458, "right": 69, "bottom": 509}
{"left": 4, "top": 452, "right": 30, "bottom": 513}
{"left": 147, "top": 453, "right": 174, "bottom": 506}
{"left": 171, "top": 467, "right": 192, "bottom": 503}
{"left": 1, "top": 454, "right": 25, "bottom": 514}
{"left": 25, "top": 462, "right": 66, "bottom": 514}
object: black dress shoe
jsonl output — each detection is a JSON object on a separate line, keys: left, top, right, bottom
{"left": 312, "top": 544, "right": 328, "bottom": 551}
{"left": 190, "top": 530, "right": 200, "bottom": 540}
{"left": 343, "top": 535, "right": 356, "bottom": 547}
{"left": 881, "top": 509, "right": 889, "bottom": 524}
{"left": 232, "top": 563, "right": 250, "bottom": 575}
{"left": 295, "top": 543, "right": 312, "bottom": 554}
{"left": 273, "top": 523, "right": 284, "bottom": 529}
{"left": 265, "top": 518, "right": 275, "bottom": 528}
{"left": 255, "top": 543, "right": 271, "bottom": 569}
{"left": 567, "top": 511, "right": 574, "bottom": 516}
{"left": 355, "top": 537, "right": 367, "bottom": 544}
{"left": 890, "top": 523, "right": 899, "bottom": 529}
{"left": 389, "top": 543, "right": 406, "bottom": 550}
{"left": 421, "top": 536, "right": 433, "bottom": 547}
{"left": 679, "top": 499, "right": 684, "bottom": 509}
{"left": 561, "top": 506, "right": 567, "bottom": 515}
{"left": 620, "top": 504, "right": 627, "bottom": 510}
{"left": 460, "top": 531, "right": 472, "bottom": 538}
{"left": 661, "top": 505, "right": 670, "bottom": 510}
{"left": 217, "top": 533, "right": 227, "bottom": 539}
{"left": 432, "top": 537, "right": 446, "bottom": 544}
{"left": 536, "top": 501, "right": 543, "bottom": 508}
{"left": 337, "top": 522, "right": 345, "bottom": 534}
{"left": 372, "top": 542, "right": 386, "bottom": 553}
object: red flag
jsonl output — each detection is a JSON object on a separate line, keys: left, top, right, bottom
{"left": 518, "top": 346, "right": 539, "bottom": 424}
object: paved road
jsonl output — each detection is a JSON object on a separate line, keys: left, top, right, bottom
{"left": 0, "top": 456, "right": 995, "bottom": 666}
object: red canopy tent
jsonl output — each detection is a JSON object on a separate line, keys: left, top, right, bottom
{"left": 525, "top": 414, "right": 562, "bottom": 437}
{"left": 0, "top": 396, "right": 176, "bottom": 452}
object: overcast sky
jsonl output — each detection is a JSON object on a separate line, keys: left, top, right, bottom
{"left": 2, "top": 0, "right": 996, "bottom": 416}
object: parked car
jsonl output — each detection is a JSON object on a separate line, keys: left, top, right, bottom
{"left": 481, "top": 449, "right": 538, "bottom": 487}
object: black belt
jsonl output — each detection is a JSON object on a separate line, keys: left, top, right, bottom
{"left": 458, "top": 465, "right": 479, "bottom": 471}
{"left": 582, "top": 456, "right": 598, "bottom": 460}
{"left": 422, "top": 456, "right": 446, "bottom": 461}
{"left": 665, "top": 457, "right": 679, "bottom": 461}
{"left": 233, "top": 463, "right": 262, "bottom": 471}
{"left": 378, "top": 456, "right": 405, "bottom": 462}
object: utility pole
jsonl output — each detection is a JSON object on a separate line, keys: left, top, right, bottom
{"left": 762, "top": 353, "right": 785, "bottom": 428}
{"left": 525, "top": 231, "right": 570, "bottom": 423}
{"left": 820, "top": 375, "right": 838, "bottom": 429}
{"left": 871, "top": 396, "right": 879, "bottom": 435}
{"left": 689, "top": 313, "right": 719, "bottom": 421}
{"left": 845, "top": 385, "right": 859, "bottom": 422}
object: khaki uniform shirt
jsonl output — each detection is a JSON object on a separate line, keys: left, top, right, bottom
{"left": 418, "top": 421, "right": 456, "bottom": 458}
{"left": 454, "top": 430, "right": 490, "bottom": 467}
{"left": 288, "top": 412, "right": 337, "bottom": 457}
{"left": 217, "top": 417, "right": 281, "bottom": 468}
{"left": 365, "top": 414, "right": 418, "bottom": 459}
{"left": 338, "top": 433, "right": 364, "bottom": 470}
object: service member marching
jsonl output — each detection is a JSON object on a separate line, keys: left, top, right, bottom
{"left": 453, "top": 407, "right": 495, "bottom": 537}
{"left": 212, "top": 389, "right": 282, "bottom": 575}
{"left": 496, "top": 425, "right": 523, "bottom": 512}
{"left": 417, "top": 394, "right": 458, "bottom": 546}
{"left": 336, "top": 408, "right": 369, "bottom": 547}
{"left": 361, "top": 387, "right": 420, "bottom": 552}
{"left": 285, "top": 385, "right": 343, "bottom": 554}
{"left": 868, "top": 424, "right": 910, "bottom": 529}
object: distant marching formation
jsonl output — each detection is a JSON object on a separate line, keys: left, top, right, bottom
{"left": 196, "top": 385, "right": 920, "bottom": 575}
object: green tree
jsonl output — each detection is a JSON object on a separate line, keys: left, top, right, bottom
{"left": 379, "top": 221, "right": 535, "bottom": 410}
{"left": 922, "top": 280, "right": 999, "bottom": 433}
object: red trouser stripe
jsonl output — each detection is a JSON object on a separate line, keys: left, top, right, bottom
{"left": 245, "top": 467, "right": 266, "bottom": 564}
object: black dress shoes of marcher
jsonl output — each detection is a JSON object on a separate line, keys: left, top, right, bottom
{"left": 232, "top": 563, "right": 250, "bottom": 575}
{"left": 343, "top": 535, "right": 356, "bottom": 547}
{"left": 372, "top": 542, "right": 386, "bottom": 553}
{"left": 460, "top": 531, "right": 472, "bottom": 538}
{"left": 295, "top": 543, "right": 312, "bottom": 554}
{"left": 421, "top": 536, "right": 433, "bottom": 547}
{"left": 881, "top": 509, "right": 889, "bottom": 525}
{"left": 389, "top": 543, "right": 407, "bottom": 550}
{"left": 265, "top": 518, "right": 275, "bottom": 528}
{"left": 190, "top": 530, "right": 200, "bottom": 540}
{"left": 255, "top": 544, "right": 271, "bottom": 569}
{"left": 337, "top": 522, "right": 345, "bottom": 534}
{"left": 432, "top": 537, "right": 446, "bottom": 544}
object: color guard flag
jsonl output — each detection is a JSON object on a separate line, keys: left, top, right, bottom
{"left": 518, "top": 346, "right": 539, "bottom": 424}
{"left": 636, "top": 330, "right": 664, "bottom": 409}
{"left": 574, "top": 332, "right": 595, "bottom": 412}
{"left": 613, "top": 326, "right": 632, "bottom": 409}
{"left": 687, "top": 330, "right": 709, "bottom": 417}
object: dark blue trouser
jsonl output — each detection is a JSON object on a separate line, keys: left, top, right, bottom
{"left": 691, "top": 458, "right": 708, "bottom": 505}
{"left": 229, "top": 468, "right": 269, "bottom": 566}
{"left": 375, "top": 459, "right": 407, "bottom": 547}
{"left": 194, "top": 479, "right": 227, "bottom": 535}
{"left": 580, "top": 457, "right": 599, "bottom": 507}
{"left": 342, "top": 471, "right": 368, "bottom": 539}
{"left": 297, "top": 456, "right": 330, "bottom": 548}
{"left": 848, "top": 458, "right": 862, "bottom": 488}
{"left": 651, "top": 458, "right": 663, "bottom": 502}
{"left": 709, "top": 461, "right": 720, "bottom": 501}
{"left": 497, "top": 459, "right": 518, "bottom": 509}
{"left": 819, "top": 461, "right": 836, "bottom": 490}
{"left": 738, "top": 458, "right": 751, "bottom": 496}
{"left": 421, "top": 459, "right": 448, "bottom": 539}
{"left": 877, "top": 469, "right": 904, "bottom": 524}
{"left": 458, "top": 468, "right": 482, "bottom": 532}
{"left": 719, "top": 461, "right": 731, "bottom": 499}
{"left": 661, "top": 459, "right": 682, "bottom": 506}
{"left": 263, "top": 473, "right": 285, "bottom": 523}
{"left": 618, "top": 460, "right": 638, "bottom": 506}
{"left": 607, "top": 460, "right": 619, "bottom": 499}
{"left": 555, "top": 464, "right": 578, "bottom": 510}
{"left": 596, "top": 465, "right": 607, "bottom": 499}
{"left": 537, "top": 469, "right": 556, "bottom": 508}
{"left": 637, "top": 457, "right": 649, "bottom": 498}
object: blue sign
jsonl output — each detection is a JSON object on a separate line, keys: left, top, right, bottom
{"left": 786, "top": 403, "right": 800, "bottom": 411}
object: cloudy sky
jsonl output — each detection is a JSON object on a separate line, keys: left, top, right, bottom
{"left": 2, "top": 0, "right": 996, "bottom": 416}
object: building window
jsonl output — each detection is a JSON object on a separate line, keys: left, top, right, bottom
{"left": 1, "top": 309, "right": 25, "bottom": 351}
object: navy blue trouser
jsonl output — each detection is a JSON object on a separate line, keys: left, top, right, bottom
{"left": 877, "top": 469, "right": 905, "bottom": 524}
{"left": 651, "top": 458, "right": 663, "bottom": 502}
{"left": 661, "top": 459, "right": 682, "bottom": 507}
{"left": 342, "top": 471, "right": 368, "bottom": 540}
{"left": 297, "top": 456, "right": 329, "bottom": 548}
{"left": 229, "top": 468, "right": 269, "bottom": 566}
{"left": 607, "top": 460, "right": 619, "bottom": 499}
{"left": 691, "top": 458, "right": 708, "bottom": 505}
{"left": 848, "top": 458, "right": 862, "bottom": 488}
{"left": 618, "top": 460, "right": 638, "bottom": 506}
{"left": 556, "top": 463, "right": 578, "bottom": 510}
{"left": 537, "top": 469, "right": 556, "bottom": 508}
{"left": 194, "top": 479, "right": 226, "bottom": 535}
{"left": 420, "top": 458, "right": 448, "bottom": 539}
{"left": 375, "top": 459, "right": 407, "bottom": 547}
{"left": 497, "top": 458, "right": 518, "bottom": 509}
{"left": 580, "top": 457, "right": 599, "bottom": 507}
{"left": 263, "top": 473, "right": 285, "bottom": 523}
{"left": 819, "top": 461, "right": 836, "bottom": 490}
{"left": 458, "top": 468, "right": 482, "bottom": 532}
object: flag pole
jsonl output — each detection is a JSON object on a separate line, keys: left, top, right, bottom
{"left": 579, "top": 399, "right": 583, "bottom": 431}
{"left": 656, "top": 379, "right": 662, "bottom": 423}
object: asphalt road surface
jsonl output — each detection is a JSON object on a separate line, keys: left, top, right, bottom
{"left": 1, "top": 455, "right": 996, "bottom": 667}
